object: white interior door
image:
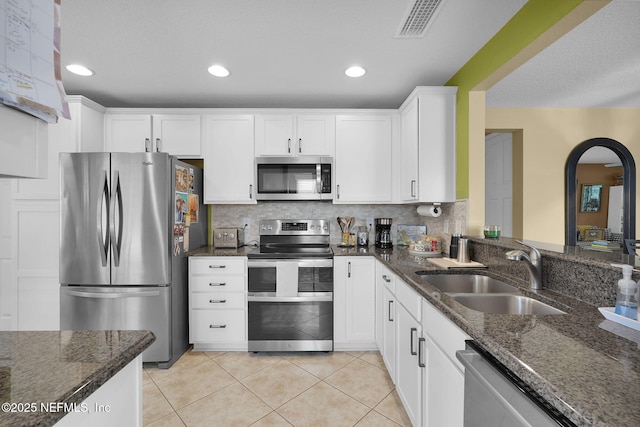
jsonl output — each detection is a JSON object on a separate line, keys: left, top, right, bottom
{"left": 485, "top": 133, "right": 513, "bottom": 237}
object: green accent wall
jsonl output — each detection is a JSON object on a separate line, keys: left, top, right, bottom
{"left": 445, "top": 0, "right": 584, "bottom": 199}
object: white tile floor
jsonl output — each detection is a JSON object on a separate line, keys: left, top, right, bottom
{"left": 143, "top": 349, "right": 411, "bottom": 426}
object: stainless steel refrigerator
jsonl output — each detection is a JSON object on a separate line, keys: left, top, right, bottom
{"left": 59, "top": 152, "right": 207, "bottom": 368}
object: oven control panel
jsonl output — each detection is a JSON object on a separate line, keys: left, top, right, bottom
{"left": 259, "top": 219, "right": 329, "bottom": 235}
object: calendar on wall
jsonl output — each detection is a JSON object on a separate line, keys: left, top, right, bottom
{"left": 0, "top": 0, "right": 69, "bottom": 123}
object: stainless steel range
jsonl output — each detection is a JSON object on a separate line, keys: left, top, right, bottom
{"left": 247, "top": 219, "right": 333, "bottom": 352}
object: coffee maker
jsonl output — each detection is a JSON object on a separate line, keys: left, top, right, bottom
{"left": 375, "top": 218, "right": 393, "bottom": 248}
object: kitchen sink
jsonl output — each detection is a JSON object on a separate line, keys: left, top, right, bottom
{"left": 450, "top": 294, "right": 566, "bottom": 315}
{"left": 416, "top": 273, "right": 520, "bottom": 294}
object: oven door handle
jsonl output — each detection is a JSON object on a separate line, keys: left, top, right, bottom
{"left": 248, "top": 259, "right": 333, "bottom": 268}
{"left": 248, "top": 294, "right": 333, "bottom": 303}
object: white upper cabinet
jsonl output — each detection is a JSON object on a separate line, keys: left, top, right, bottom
{"left": 105, "top": 113, "right": 202, "bottom": 157}
{"left": 398, "top": 86, "right": 457, "bottom": 203}
{"left": 399, "top": 97, "right": 419, "bottom": 202}
{"left": 255, "top": 114, "right": 335, "bottom": 156}
{"left": 203, "top": 115, "right": 256, "bottom": 204}
{"left": 334, "top": 114, "right": 393, "bottom": 204}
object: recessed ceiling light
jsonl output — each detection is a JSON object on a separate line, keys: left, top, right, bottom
{"left": 208, "top": 65, "right": 230, "bottom": 77}
{"left": 345, "top": 66, "right": 366, "bottom": 78}
{"left": 66, "top": 64, "right": 94, "bottom": 76}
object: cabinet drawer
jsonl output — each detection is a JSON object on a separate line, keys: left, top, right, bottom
{"left": 396, "top": 278, "right": 421, "bottom": 321}
{"left": 190, "top": 275, "right": 245, "bottom": 292}
{"left": 377, "top": 263, "right": 396, "bottom": 294}
{"left": 190, "top": 310, "right": 246, "bottom": 342}
{"left": 422, "top": 298, "right": 469, "bottom": 372}
{"left": 191, "top": 292, "right": 245, "bottom": 309}
{"left": 190, "top": 257, "right": 246, "bottom": 275}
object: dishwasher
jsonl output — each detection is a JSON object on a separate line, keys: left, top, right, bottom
{"left": 456, "top": 341, "right": 576, "bottom": 427}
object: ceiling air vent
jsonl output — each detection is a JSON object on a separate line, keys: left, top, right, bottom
{"left": 395, "top": 0, "right": 444, "bottom": 38}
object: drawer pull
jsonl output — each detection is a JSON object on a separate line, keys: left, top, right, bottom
{"left": 209, "top": 265, "right": 226, "bottom": 269}
{"left": 209, "top": 324, "right": 227, "bottom": 329}
{"left": 209, "top": 299, "right": 227, "bottom": 304}
{"left": 209, "top": 282, "right": 226, "bottom": 287}
{"left": 382, "top": 275, "right": 391, "bottom": 283}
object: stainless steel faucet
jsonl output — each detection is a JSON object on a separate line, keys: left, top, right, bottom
{"left": 506, "top": 240, "right": 543, "bottom": 290}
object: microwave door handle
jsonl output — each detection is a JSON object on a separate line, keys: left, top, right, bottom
{"left": 316, "top": 164, "right": 322, "bottom": 194}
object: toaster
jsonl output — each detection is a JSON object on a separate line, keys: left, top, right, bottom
{"left": 213, "top": 228, "right": 244, "bottom": 248}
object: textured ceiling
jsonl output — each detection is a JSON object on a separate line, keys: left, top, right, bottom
{"left": 60, "top": 0, "right": 526, "bottom": 109}
{"left": 486, "top": 0, "right": 640, "bottom": 108}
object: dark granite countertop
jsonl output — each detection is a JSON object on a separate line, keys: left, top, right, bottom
{"left": 187, "top": 244, "right": 639, "bottom": 425}
{"left": 0, "top": 330, "right": 155, "bottom": 427}
{"left": 334, "top": 245, "right": 640, "bottom": 427}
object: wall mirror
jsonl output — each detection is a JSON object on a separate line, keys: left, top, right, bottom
{"left": 565, "top": 138, "right": 636, "bottom": 252}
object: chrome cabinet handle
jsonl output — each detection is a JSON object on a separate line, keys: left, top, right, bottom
{"left": 298, "top": 138, "right": 302, "bottom": 153}
{"left": 388, "top": 300, "right": 394, "bottom": 322}
{"left": 411, "top": 180, "right": 416, "bottom": 198}
{"left": 337, "top": 184, "right": 340, "bottom": 199}
{"left": 209, "top": 282, "right": 226, "bottom": 287}
{"left": 382, "top": 275, "right": 391, "bottom": 283}
{"left": 209, "top": 324, "right": 227, "bottom": 328}
{"left": 209, "top": 299, "right": 227, "bottom": 304}
{"left": 155, "top": 138, "right": 161, "bottom": 152}
{"left": 249, "top": 184, "right": 253, "bottom": 199}
{"left": 418, "top": 337, "right": 426, "bottom": 367}
{"left": 348, "top": 261, "right": 351, "bottom": 278}
{"left": 287, "top": 138, "right": 291, "bottom": 153}
{"left": 209, "top": 265, "right": 226, "bottom": 269}
{"left": 144, "top": 138, "right": 151, "bottom": 152}
{"left": 410, "top": 327, "right": 418, "bottom": 355}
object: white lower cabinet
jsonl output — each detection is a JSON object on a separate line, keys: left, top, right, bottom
{"left": 422, "top": 298, "right": 469, "bottom": 427}
{"left": 188, "top": 256, "right": 247, "bottom": 350}
{"left": 394, "top": 279, "right": 424, "bottom": 427}
{"left": 376, "top": 262, "right": 397, "bottom": 382}
{"left": 333, "top": 257, "right": 376, "bottom": 350}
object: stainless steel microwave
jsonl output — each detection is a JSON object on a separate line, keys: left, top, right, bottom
{"left": 255, "top": 156, "right": 333, "bottom": 200}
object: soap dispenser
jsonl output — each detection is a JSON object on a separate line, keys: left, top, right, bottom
{"left": 612, "top": 263, "right": 638, "bottom": 320}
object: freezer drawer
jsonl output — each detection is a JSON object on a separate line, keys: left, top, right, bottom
{"left": 60, "top": 286, "right": 171, "bottom": 363}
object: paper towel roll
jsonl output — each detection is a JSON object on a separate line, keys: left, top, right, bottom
{"left": 417, "top": 204, "right": 442, "bottom": 217}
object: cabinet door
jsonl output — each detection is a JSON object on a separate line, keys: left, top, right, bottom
{"left": 424, "top": 335, "right": 464, "bottom": 427}
{"left": 296, "top": 115, "right": 335, "bottom": 156}
{"left": 400, "top": 97, "right": 419, "bottom": 201}
{"left": 335, "top": 115, "right": 392, "bottom": 203}
{"left": 203, "top": 115, "right": 256, "bottom": 204}
{"left": 333, "top": 257, "right": 376, "bottom": 349}
{"left": 417, "top": 88, "right": 457, "bottom": 202}
{"left": 382, "top": 286, "right": 396, "bottom": 383}
{"left": 255, "top": 115, "right": 294, "bottom": 156}
{"left": 396, "top": 302, "right": 423, "bottom": 427}
{"left": 105, "top": 114, "right": 151, "bottom": 152}
{"left": 152, "top": 115, "right": 202, "bottom": 157}
{"left": 345, "top": 257, "right": 376, "bottom": 344}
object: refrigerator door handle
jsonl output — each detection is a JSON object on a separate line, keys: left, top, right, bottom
{"left": 109, "top": 170, "right": 123, "bottom": 267}
{"left": 65, "top": 289, "right": 161, "bottom": 299}
{"left": 98, "top": 170, "right": 110, "bottom": 267}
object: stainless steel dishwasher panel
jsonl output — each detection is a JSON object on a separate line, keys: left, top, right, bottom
{"left": 60, "top": 285, "right": 170, "bottom": 362}
{"left": 457, "top": 343, "right": 571, "bottom": 427}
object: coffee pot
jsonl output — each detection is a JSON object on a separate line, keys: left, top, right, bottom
{"left": 375, "top": 218, "right": 393, "bottom": 248}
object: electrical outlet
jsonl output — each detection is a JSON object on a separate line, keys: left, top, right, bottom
{"left": 444, "top": 219, "right": 450, "bottom": 234}
{"left": 242, "top": 217, "right": 251, "bottom": 230}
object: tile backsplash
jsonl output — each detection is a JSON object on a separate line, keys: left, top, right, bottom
{"left": 208, "top": 200, "right": 468, "bottom": 247}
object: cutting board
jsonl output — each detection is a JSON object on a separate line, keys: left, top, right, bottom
{"left": 428, "top": 257, "right": 486, "bottom": 269}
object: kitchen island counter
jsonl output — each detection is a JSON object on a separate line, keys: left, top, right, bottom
{"left": 0, "top": 330, "right": 154, "bottom": 427}
{"left": 335, "top": 245, "right": 640, "bottom": 426}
